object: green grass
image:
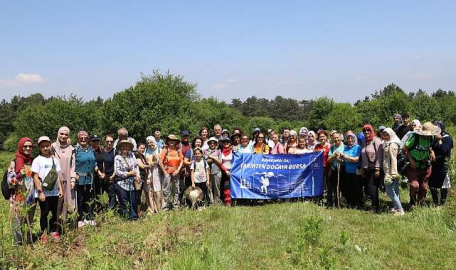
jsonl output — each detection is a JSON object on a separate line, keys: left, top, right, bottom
{"left": 0, "top": 144, "right": 455, "bottom": 269}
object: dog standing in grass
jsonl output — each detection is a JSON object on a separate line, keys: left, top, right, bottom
{"left": 186, "top": 148, "right": 210, "bottom": 208}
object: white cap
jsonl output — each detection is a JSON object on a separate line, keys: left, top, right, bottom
{"left": 37, "top": 136, "right": 51, "bottom": 145}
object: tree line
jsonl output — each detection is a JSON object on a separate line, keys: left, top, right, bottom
{"left": 1, "top": 70, "right": 455, "bottom": 151}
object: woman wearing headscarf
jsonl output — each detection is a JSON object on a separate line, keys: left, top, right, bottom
{"left": 381, "top": 128, "right": 404, "bottom": 215}
{"left": 392, "top": 113, "right": 402, "bottom": 133}
{"left": 285, "top": 130, "right": 298, "bottom": 154}
{"left": 340, "top": 131, "right": 362, "bottom": 208}
{"left": 299, "top": 127, "right": 309, "bottom": 141}
{"left": 360, "top": 124, "right": 383, "bottom": 212}
{"left": 145, "top": 136, "right": 162, "bottom": 212}
{"left": 52, "top": 127, "right": 77, "bottom": 223}
{"left": 307, "top": 131, "right": 317, "bottom": 151}
{"left": 429, "top": 121, "right": 453, "bottom": 206}
{"left": 7, "top": 138, "right": 35, "bottom": 245}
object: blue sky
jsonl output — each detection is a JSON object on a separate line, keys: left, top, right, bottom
{"left": 1, "top": 1, "right": 455, "bottom": 103}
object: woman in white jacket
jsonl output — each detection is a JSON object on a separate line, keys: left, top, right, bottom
{"left": 382, "top": 128, "right": 404, "bottom": 216}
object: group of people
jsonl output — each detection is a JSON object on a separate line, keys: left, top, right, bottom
{"left": 5, "top": 113, "right": 453, "bottom": 246}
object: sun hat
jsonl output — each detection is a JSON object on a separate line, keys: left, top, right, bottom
{"left": 253, "top": 128, "right": 261, "bottom": 133}
{"left": 117, "top": 139, "right": 134, "bottom": 150}
{"left": 415, "top": 122, "right": 441, "bottom": 136}
{"left": 378, "top": 126, "right": 386, "bottom": 132}
{"left": 37, "top": 136, "right": 51, "bottom": 145}
{"left": 167, "top": 134, "right": 180, "bottom": 141}
{"left": 207, "top": 137, "right": 218, "bottom": 143}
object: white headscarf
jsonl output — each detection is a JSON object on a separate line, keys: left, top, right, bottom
{"left": 383, "top": 128, "right": 401, "bottom": 147}
{"left": 146, "top": 136, "right": 158, "bottom": 155}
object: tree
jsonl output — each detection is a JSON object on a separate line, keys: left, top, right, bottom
{"left": 307, "top": 97, "right": 335, "bottom": 130}
{"left": 101, "top": 71, "right": 198, "bottom": 140}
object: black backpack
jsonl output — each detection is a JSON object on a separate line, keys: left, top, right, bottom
{"left": 1, "top": 158, "right": 16, "bottom": 200}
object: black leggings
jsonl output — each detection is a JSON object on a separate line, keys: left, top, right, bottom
{"left": 39, "top": 196, "right": 59, "bottom": 233}
{"left": 77, "top": 184, "right": 94, "bottom": 221}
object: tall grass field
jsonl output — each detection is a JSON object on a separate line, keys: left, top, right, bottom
{"left": 0, "top": 132, "right": 455, "bottom": 269}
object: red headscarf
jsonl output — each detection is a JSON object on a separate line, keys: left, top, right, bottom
{"left": 362, "top": 125, "right": 376, "bottom": 142}
{"left": 15, "top": 137, "right": 33, "bottom": 174}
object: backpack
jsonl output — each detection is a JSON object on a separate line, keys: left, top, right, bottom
{"left": 192, "top": 159, "right": 208, "bottom": 171}
{"left": 2, "top": 158, "right": 17, "bottom": 200}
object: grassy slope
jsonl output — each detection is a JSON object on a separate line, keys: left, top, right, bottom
{"left": 0, "top": 133, "right": 455, "bottom": 270}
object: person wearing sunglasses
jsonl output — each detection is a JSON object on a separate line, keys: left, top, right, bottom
{"left": 253, "top": 132, "right": 270, "bottom": 154}
{"left": 360, "top": 125, "right": 384, "bottom": 212}
{"left": 52, "top": 126, "right": 77, "bottom": 223}
{"left": 7, "top": 137, "right": 35, "bottom": 245}
{"left": 75, "top": 131, "right": 98, "bottom": 227}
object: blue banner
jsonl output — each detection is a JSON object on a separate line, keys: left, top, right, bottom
{"left": 230, "top": 152, "right": 324, "bottom": 199}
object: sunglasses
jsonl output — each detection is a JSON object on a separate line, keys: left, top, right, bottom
{"left": 79, "top": 137, "right": 89, "bottom": 141}
{"left": 106, "top": 140, "right": 114, "bottom": 143}
{"left": 23, "top": 145, "right": 33, "bottom": 149}
{"left": 362, "top": 130, "right": 370, "bottom": 133}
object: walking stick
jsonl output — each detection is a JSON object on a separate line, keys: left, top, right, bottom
{"left": 336, "top": 162, "right": 341, "bottom": 209}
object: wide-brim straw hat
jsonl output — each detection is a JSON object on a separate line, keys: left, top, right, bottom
{"left": 117, "top": 139, "right": 134, "bottom": 150}
{"left": 415, "top": 122, "right": 441, "bottom": 136}
{"left": 167, "top": 134, "right": 180, "bottom": 142}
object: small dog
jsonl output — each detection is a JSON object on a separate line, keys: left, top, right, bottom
{"left": 183, "top": 186, "right": 204, "bottom": 209}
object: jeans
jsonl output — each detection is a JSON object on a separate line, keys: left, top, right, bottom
{"left": 385, "top": 180, "right": 403, "bottom": 212}
{"left": 11, "top": 203, "right": 36, "bottom": 245}
{"left": 113, "top": 182, "right": 137, "bottom": 220}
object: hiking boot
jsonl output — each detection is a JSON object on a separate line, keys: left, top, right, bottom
{"left": 50, "top": 232, "right": 61, "bottom": 240}
{"left": 394, "top": 210, "right": 405, "bottom": 216}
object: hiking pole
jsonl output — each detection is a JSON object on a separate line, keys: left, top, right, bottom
{"left": 337, "top": 162, "right": 341, "bottom": 209}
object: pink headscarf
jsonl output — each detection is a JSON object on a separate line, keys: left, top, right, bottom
{"left": 15, "top": 138, "right": 33, "bottom": 174}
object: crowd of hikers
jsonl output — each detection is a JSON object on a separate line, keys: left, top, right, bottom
{"left": 3, "top": 113, "right": 454, "bottom": 245}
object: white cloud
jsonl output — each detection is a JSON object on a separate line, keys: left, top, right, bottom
{"left": 0, "top": 73, "right": 46, "bottom": 88}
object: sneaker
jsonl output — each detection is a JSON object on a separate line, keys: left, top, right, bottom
{"left": 390, "top": 208, "right": 398, "bottom": 213}
{"left": 39, "top": 234, "right": 48, "bottom": 243}
{"left": 50, "top": 232, "right": 61, "bottom": 240}
{"left": 394, "top": 210, "right": 405, "bottom": 216}
{"left": 85, "top": 220, "right": 96, "bottom": 226}
{"left": 78, "top": 221, "right": 86, "bottom": 228}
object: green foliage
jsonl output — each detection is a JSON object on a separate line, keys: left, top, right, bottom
{"left": 324, "top": 103, "right": 362, "bottom": 132}
{"left": 101, "top": 71, "right": 198, "bottom": 139}
{"left": 12, "top": 96, "right": 103, "bottom": 144}
{"left": 307, "top": 97, "right": 335, "bottom": 129}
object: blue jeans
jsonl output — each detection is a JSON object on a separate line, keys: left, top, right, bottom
{"left": 113, "top": 182, "right": 137, "bottom": 220}
{"left": 385, "top": 180, "right": 403, "bottom": 212}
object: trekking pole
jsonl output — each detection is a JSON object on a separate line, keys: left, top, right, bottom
{"left": 336, "top": 162, "right": 341, "bottom": 209}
